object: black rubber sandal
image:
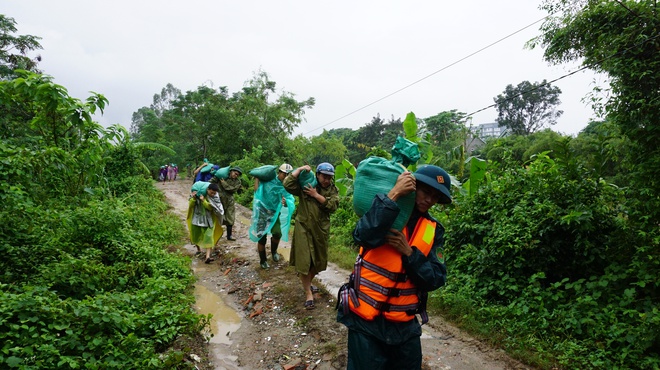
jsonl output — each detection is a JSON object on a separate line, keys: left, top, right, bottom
{"left": 304, "top": 300, "right": 315, "bottom": 310}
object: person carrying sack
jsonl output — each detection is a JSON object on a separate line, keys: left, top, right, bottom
{"left": 283, "top": 163, "right": 339, "bottom": 310}
{"left": 217, "top": 167, "right": 243, "bottom": 241}
{"left": 337, "top": 165, "right": 451, "bottom": 369}
{"left": 187, "top": 182, "right": 224, "bottom": 264}
{"left": 249, "top": 163, "right": 295, "bottom": 269}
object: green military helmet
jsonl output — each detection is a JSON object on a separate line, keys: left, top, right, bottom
{"left": 413, "top": 165, "right": 452, "bottom": 204}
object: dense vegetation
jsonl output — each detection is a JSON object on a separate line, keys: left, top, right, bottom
{"left": 0, "top": 71, "right": 207, "bottom": 368}
{"left": 3, "top": 1, "right": 660, "bottom": 368}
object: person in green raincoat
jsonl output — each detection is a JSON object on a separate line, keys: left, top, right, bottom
{"left": 187, "top": 182, "right": 224, "bottom": 263}
{"left": 283, "top": 163, "right": 339, "bottom": 310}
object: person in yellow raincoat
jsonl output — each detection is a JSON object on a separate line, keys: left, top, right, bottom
{"left": 187, "top": 182, "right": 224, "bottom": 263}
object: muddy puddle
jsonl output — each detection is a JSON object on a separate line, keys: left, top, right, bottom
{"left": 193, "top": 283, "right": 241, "bottom": 345}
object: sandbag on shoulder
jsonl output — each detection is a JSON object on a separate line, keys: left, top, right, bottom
{"left": 353, "top": 136, "right": 421, "bottom": 231}
{"left": 191, "top": 181, "right": 211, "bottom": 197}
{"left": 249, "top": 165, "right": 278, "bottom": 181}
{"left": 298, "top": 169, "right": 318, "bottom": 189}
{"left": 213, "top": 166, "right": 231, "bottom": 180}
{"left": 353, "top": 157, "right": 416, "bottom": 231}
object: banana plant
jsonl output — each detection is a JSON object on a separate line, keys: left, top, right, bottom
{"left": 402, "top": 112, "right": 433, "bottom": 171}
{"left": 334, "top": 158, "right": 356, "bottom": 197}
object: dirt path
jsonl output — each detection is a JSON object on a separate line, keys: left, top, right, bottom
{"left": 157, "top": 179, "right": 532, "bottom": 370}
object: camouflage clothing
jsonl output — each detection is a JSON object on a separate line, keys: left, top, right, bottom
{"left": 215, "top": 176, "right": 241, "bottom": 226}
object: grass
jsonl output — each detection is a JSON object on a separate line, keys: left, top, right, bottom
{"left": 328, "top": 240, "right": 359, "bottom": 271}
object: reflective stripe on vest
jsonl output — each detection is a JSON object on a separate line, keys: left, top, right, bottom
{"left": 348, "top": 217, "right": 436, "bottom": 322}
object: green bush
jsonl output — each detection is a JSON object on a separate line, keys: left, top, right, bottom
{"left": 438, "top": 152, "right": 659, "bottom": 368}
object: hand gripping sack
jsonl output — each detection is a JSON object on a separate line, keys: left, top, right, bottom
{"left": 200, "top": 163, "right": 215, "bottom": 173}
{"left": 298, "top": 169, "right": 318, "bottom": 189}
{"left": 248, "top": 165, "right": 278, "bottom": 182}
{"left": 213, "top": 166, "right": 231, "bottom": 180}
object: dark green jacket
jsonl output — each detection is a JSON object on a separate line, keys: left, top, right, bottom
{"left": 338, "top": 193, "right": 447, "bottom": 344}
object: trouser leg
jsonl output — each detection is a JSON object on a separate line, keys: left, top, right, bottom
{"left": 270, "top": 237, "right": 281, "bottom": 261}
{"left": 257, "top": 243, "right": 267, "bottom": 263}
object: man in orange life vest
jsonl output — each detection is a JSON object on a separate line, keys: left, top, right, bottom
{"left": 337, "top": 165, "right": 451, "bottom": 369}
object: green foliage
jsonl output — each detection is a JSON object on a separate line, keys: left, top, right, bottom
{"left": 0, "top": 68, "right": 206, "bottom": 368}
{"left": 131, "top": 71, "right": 315, "bottom": 174}
{"left": 440, "top": 149, "right": 659, "bottom": 368}
{"left": 461, "top": 156, "right": 488, "bottom": 197}
{"left": 478, "top": 129, "right": 565, "bottom": 165}
{"left": 334, "top": 159, "right": 356, "bottom": 197}
{"left": 0, "top": 15, "right": 42, "bottom": 79}
{"left": 329, "top": 195, "right": 360, "bottom": 270}
{"left": 533, "top": 0, "right": 660, "bottom": 227}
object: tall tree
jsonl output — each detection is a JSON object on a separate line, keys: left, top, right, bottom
{"left": 422, "top": 110, "right": 466, "bottom": 144}
{"left": 494, "top": 80, "right": 563, "bottom": 136}
{"left": 0, "top": 15, "right": 42, "bottom": 79}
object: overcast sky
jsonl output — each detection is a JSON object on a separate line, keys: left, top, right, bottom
{"left": 5, "top": 1, "right": 603, "bottom": 137}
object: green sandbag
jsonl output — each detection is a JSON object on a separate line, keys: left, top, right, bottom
{"left": 200, "top": 163, "right": 214, "bottom": 173}
{"left": 213, "top": 166, "right": 231, "bottom": 179}
{"left": 353, "top": 156, "right": 416, "bottom": 231}
{"left": 249, "top": 165, "right": 278, "bottom": 181}
{"left": 191, "top": 181, "right": 211, "bottom": 197}
{"left": 391, "top": 136, "right": 421, "bottom": 166}
{"left": 298, "top": 169, "right": 317, "bottom": 189}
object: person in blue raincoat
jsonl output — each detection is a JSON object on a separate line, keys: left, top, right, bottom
{"left": 249, "top": 163, "right": 296, "bottom": 269}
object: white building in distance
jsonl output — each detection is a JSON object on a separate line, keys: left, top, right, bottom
{"left": 471, "top": 122, "right": 507, "bottom": 139}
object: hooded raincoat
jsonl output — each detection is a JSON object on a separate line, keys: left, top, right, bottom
{"left": 282, "top": 174, "right": 339, "bottom": 275}
{"left": 186, "top": 193, "right": 224, "bottom": 249}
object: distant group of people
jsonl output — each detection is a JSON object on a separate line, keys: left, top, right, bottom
{"left": 158, "top": 163, "right": 178, "bottom": 182}
{"left": 184, "top": 156, "right": 454, "bottom": 369}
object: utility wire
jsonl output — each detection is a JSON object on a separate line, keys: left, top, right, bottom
{"left": 464, "top": 31, "right": 660, "bottom": 122}
{"left": 303, "top": 15, "right": 551, "bottom": 135}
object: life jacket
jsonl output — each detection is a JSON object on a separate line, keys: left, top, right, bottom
{"left": 343, "top": 217, "right": 436, "bottom": 323}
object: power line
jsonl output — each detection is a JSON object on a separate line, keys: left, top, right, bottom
{"left": 465, "top": 31, "right": 660, "bottom": 122}
{"left": 303, "top": 15, "right": 551, "bottom": 135}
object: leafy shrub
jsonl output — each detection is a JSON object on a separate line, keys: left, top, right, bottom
{"left": 437, "top": 151, "right": 659, "bottom": 368}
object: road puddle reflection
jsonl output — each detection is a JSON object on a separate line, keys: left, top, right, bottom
{"left": 194, "top": 284, "right": 242, "bottom": 345}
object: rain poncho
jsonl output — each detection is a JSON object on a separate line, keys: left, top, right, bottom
{"left": 249, "top": 165, "right": 278, "bottom": 182}
{"left": 191, "top": 181, "right": 211, "bottom": 197}
{"left": 283, "top": 173, "right": 339, "bottom": 275}
{"left": 186, "top": 192, "right": 224, "bottom": 249}
{"left": 249, "top": 177, "right": 295, "bottom": 242}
